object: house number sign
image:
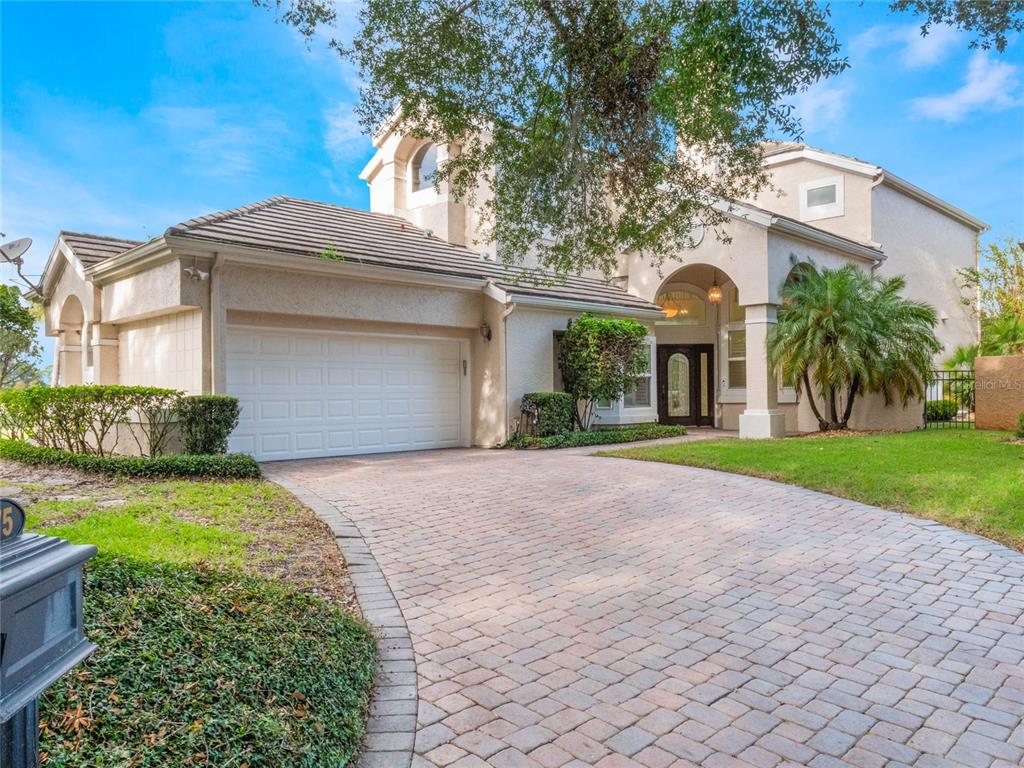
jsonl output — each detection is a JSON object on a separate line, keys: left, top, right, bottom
{"left": 0, "top": 498, "right": 26, "bottom": 542}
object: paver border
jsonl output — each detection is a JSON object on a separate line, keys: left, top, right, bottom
{"left": 266, "top": 470, "right": 417, "bottom": 768}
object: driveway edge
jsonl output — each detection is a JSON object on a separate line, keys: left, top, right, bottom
{"left": 266, "top": 471, "right": 417, "bottom": 768}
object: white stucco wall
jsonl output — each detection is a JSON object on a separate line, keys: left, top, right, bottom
{"left": 118, "top": 309, "right": 203, "bottom": 393}
{"left": 872, "top": 183, "right": 979, "bottom": 359}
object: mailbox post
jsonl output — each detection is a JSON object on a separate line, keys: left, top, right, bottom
{"left": 0, "top": 498, "right": 97, "bottom": 767}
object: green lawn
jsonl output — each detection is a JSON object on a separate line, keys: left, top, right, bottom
{"left": 5, "top": 473, "right": 376, "bottom": 767}
{"left": 603, "top": 430, "right": 1024, "bottom": 550}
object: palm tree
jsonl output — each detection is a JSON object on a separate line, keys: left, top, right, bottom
{"left": 768, "top": 263, "right": 940, "bottom": 431}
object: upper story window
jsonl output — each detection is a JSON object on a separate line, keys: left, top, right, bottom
{"left": 410, "top": 143, "right": 438, "bottom": 192}
{"left": 799, "top": 175, "right": 844, "bottom": 222}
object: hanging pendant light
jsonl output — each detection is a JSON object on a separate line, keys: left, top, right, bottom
{"left": 707, "top": 268, "right": 723, "bottom": 304}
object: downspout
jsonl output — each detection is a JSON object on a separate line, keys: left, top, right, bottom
{"left": 209, "top": 254, "right": 224, "bottom": 394}
{"left": 501, "top": 301, "right": 516, "bottom": 440}
{"left": 869, "top": 172, "right": 886, "bottom": 277}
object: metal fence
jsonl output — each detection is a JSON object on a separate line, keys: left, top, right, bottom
{"left": 924, "top": 369, "right": 975, "bottom": 429}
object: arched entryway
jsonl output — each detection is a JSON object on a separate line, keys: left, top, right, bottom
{"left": 652, "top": 264, "right": 743, "bottom": 429}
{"left": 56, "top": 295, "right": 85, "bottom": 385}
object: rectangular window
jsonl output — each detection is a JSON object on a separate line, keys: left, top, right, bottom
{"left": 623, "top": 342, "right": 652, "bottom": 408}
{"left": 806, "top": 184, "right": 837, "bottom": 207}
{"left": 728, "top": 287, "right": 745, "bottom": 323}
{"left": 727, "top": 330, "right": 746, "bottom": 389}
{"left": 799, "top": 175, "right": 844, "bottom": 221}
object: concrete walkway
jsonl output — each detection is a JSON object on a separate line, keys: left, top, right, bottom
{"left": 270, "top": 447, "right": 1024, "bottom": 768}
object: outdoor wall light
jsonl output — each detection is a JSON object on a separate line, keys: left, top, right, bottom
{"left": 480, "top": 322, "right": 492, "bottom": 341}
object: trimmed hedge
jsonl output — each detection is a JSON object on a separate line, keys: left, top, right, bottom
{"left": 40, "top": 555, "right": 375, "bottom": 767}
{"left": 505, "top": 423, "right": 686, "bottom": 449}
{"left": 924, "top": 399, "right": 958, "bottom": 422}
{"left": 0, "top": 439, "right": 261, "bottom": 479}
{"left": 520, "top": 392, "right": 575, "bottom": 436}
{"left": 178, "top": 395, "right": 241, "bottom": 455}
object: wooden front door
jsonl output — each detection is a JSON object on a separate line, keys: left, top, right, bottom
{"left": 657, "top": 345, "right": 714, "bottom": 427}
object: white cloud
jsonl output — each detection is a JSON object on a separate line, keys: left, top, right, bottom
{"left": 849, "top": 23, "right": 960, "bottom": 69}
{"left": 324, "top": 102, "right": 371, "bottom": 162}
{"left": 791, "top": 81, "right": 852, "bottom": 135}
{"left": 900, "top": 24, "right": 961, "bottom": 69}
{"left": 912, "top": 52, "right": 1020, "bottom": 122}
{"left": 145, "top": 105, "right": 290, "bottom": 178}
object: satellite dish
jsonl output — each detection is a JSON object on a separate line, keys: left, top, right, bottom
{"left": 0, "top": 238, "right": 32, "bottom": 264}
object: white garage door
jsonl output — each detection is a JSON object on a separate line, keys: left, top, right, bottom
{"left": 226, "top": 327, "right": 466, "bottom": 460}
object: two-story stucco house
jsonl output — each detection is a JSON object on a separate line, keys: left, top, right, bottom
{"left": 34, "top": 130, "right": 985, "bottom": 460}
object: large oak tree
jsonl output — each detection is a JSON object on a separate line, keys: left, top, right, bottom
{"left": 259, "top": 0, "right": 1022, "bottom": 276}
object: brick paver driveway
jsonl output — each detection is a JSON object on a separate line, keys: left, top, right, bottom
{"left": 271, "top": 448, "right": 1024, "bottom": 768}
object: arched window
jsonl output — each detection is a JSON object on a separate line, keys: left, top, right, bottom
{"left": 410, "top": 143, "right": 438, "bottom": 192}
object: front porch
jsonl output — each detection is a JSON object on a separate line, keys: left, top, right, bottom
{"left": 596, "top": 262, "right": 794, "bottom": 438}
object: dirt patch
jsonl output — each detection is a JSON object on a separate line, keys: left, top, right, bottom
{"left": 0, "top": 460, "right": 358, "bottom": 615}
{"left": 794, "top": 430, "right": 901, "bottom": 440}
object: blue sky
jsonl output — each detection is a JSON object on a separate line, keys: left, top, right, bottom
{"left": 2, "top": 1, "right": 1023, "bottom": 356}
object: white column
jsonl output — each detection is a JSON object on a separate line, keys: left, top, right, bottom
{"left": 739, "top": 303, "right": 786, "bottom": 439}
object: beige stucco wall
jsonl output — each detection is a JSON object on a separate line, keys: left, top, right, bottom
{"left": 470, "top": 295, "right": 508, "bottom": 446}
{"left": 221, "top": 264, "right": 483, "bottom": 329}
{"left": 976, "top": 355, "right": 1024, "bottom": 431}
{"left": 750, "top": 158, "right": 875, "bottom": 244}
{"left": 872, "top": 184, "right": 979, "bottom": 360}
{"left": 118, "top": 309, "right": 204, "bottom": 393}
{"left": 102, "top": 258, "right": 197, "bottom": 323}
{"left": 623, "top": 216, "right": 770, "bottom": 306}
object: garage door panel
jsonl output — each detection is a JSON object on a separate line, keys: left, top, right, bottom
{"left": 227, "top": 328, "right": 465, "bottom": 460}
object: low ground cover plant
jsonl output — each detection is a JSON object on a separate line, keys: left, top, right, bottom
{"left": 0, "top": 439, "right": 260, "bottom": 479}
{"left": 15, "top": 476, "right": 375, "bottom": 767}
{"left": 507, "top": 423, "right": 685, "bottom": 449}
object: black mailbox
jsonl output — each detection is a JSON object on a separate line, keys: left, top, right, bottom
{"left": 1, "top": 498, "right": 97, "bottom": 728}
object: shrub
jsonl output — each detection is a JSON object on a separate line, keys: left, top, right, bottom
{"left": 178, "top": 395, "right": 241, "bottom": 455}
{"left": 520, "top": 392, "right": 575, "bottom": 436}
{"left": 0, "top": 439, "right": 261, "bottom": 479}
{"left": 1017, "top": 412, "right": 1024, "bottom": 439}
{"left": 924, "top": 399, "right": 959, "bottom": 422}
{"left": 505, "top": 423, "right": 686, "bottom": 449}
{"left": 40, "top": 554, "right": 375, "bottom": 767}
{"left": 0, "top": 385, "right": 182, "bottom": 456}
{"left": 124, "top": 387, "right": 182, "bottom": 456}
{"left": 558, "top": 314, "right": 649, "bottom": 431}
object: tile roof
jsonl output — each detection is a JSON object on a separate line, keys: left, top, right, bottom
{"left": 165, "top": 196, "right": 662, "bottom": 312}
{"left": 60, "top": 231, "right": 143, "bottom": 266}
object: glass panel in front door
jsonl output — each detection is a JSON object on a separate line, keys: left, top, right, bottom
{"left": 667, "top": 353, "right": 690, "bottom": 417}
{"left": 699, "top": 352, "right": 709, "bottom": 418}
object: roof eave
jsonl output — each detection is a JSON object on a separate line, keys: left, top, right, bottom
{"left": 768, "top": 218, "right": 884, "bottom": 263}
{"left": 505, "top": 291, "right": 664, "bottom": 318}
{"left": 763, "top": 147, "right": 880, "bottom": 178}
{"left": 83, "top": 237, "right": 174, "bottom": 283}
